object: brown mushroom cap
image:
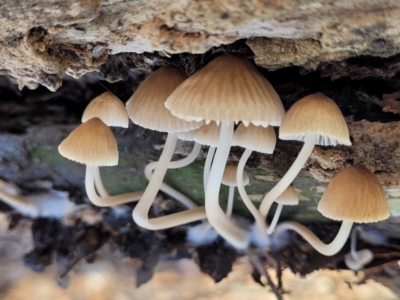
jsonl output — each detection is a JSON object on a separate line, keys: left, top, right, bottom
{"left": 222, "top": 165, "right": 250, "bottom": 187}
{"left": 82, "top": 92, "right": 129, "bottom": 128}
{"left": 279, "top": 93, "right": 351, "bottom": 146}
{"left": 165, "top": 54, "right": 285, "bottom": 127}
{"left": 317, "top": 166, "right": 389, "bottom": 222}
{"left": 233, "top": 123, "right": 276, "bottom": 154}
{"left": 126, "top": 66, "right": 202, "bottom": 133}
{"left": 58, "top": 117, "right": 118, "bottom": 166}
{"left": 275, "top": 186, "right": 299, "bottom": 205}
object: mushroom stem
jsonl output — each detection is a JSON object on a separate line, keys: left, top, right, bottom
{"left": 144, "top": 142, "right": 201, "bottom": 209}
{"left": 204, "top": 146, "right": 216, "bottom": 193}
{"left": 94, "top": 166, "right": 109, "bottom": 197}
{"left": 226, "top": 186, "right": 235, "bottom": 217}
{"left": 350, "top": 227, "right": 360, "bottom": 260}
{"left": 237, "top": 148, "right": 267, "bottom": 235}
{"left": 0, "top": 189, "right": 37, "bottom": 214}
{"left": 267, "top": 204, "right": 283, "bottom": 235}
{"left": 133, "top": 132, "right": 206, "bottom": 230}
{"left": 260, "top": 134, "right": 318, "bottom": 228}
{"left": 85, "top": 166, "right": 143, "bottom": 206}
{"left": 274, "top": 220, "right": 353, "bottom": 256}
{"left": 205, "top": 122, "right": 249, "bottom": 249}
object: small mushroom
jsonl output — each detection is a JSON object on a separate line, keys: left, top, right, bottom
{"left": 260, "top": 93, "right": 351, "bottom": 231}
{"left": 267, "top": 185, "right": 299, "bottom": 234}
{"left": 273, "top": 166, "right": 389, "bottom": 256}
{"left": 221, "top": 164, "right": 249, "bottom": 217}
{"left": 233, "top": 123, "right": 276, "bottom": 235}
{"left": 58, "top": 117, "right": 143, "bottom": 206}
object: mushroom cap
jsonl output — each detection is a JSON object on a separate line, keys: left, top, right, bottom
{"left": 193, "top": 122, "right": 221, "bottom": 147}
{"left": 82, "top": 92, "right": 129, "bottom": 128}
{"left": 165, "top": 54, "right": 285, "bottom": 127}
{"left": 233, "top": 123, "right": 276, "bottom": 154}
{"left": 279, "top": 93, "right": 351, "bottom": 146}
{"left": 126, "top": 66, "right": 202, "bottom": 133}
{"left": 58, "top": 117, "right": 118, "bottom": 166}
{"left": 222, "top": 165, "right": 249, "bottom": 187}
{"left": 344, "top": 249, "right": 373, "bottom": 271}
{"left": 275, "top": 186, "right": 299, "bottom": 205}
{"left": 177, "top": 129, "right": 197, "bottom": 142}
{"left": 317, "top": 166, "right": 389, "bottom": 223}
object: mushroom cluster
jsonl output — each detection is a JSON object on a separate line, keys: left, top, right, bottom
{"left": 55, "top": 54, "right": 390, "bottom": 270}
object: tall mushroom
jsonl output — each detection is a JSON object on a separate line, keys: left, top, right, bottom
{"left": 165, "top": 54, "right": 285, "bottom": 249}
{"left": 344, "top": 227, "right": 374, "bottom": 271}
{"left": 127, "top": 66, "right": 205, "bottom": 230}
{"left": 233, "top": 123, "right": 276, "bottom": 235}
{"left": 273, "top": 166, "right": 389, "bottom": 256}
{"left": 58, "top": 117, "right": 143, "bottom": 206}
{"left": 259, "top": 93, "right": 351, "bottom": 229}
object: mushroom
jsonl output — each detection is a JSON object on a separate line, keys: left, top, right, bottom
{"left": 259, "top": 93, "right": 351, "bottom": 230}
{"left": 344, "top": 227, "right": 374, "bottom": 271}
{"left": 58, "top": 117, "right": 143, "bottom": 206}
{"left": 273, "top": 166, "right": 389, "bottom": 256}
{"left": 81, "top": 91, "right": 129, "bottom": 199}
{"left": 221, "top": 164, "right": 250, "bottom": 217}
{"left": 127, "top": 65, "right": 205, "bottom": 230}
{"left": 233, "top": 123, "right": 276, "bottom": 235}
{"left": 165, "top": 54, "right": 285, "bottom": 249}
{"left": 267, "top": 185, "right": 299, "bottom": 234}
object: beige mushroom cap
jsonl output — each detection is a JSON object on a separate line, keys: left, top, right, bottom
{"left": 193, "top": 122, "right": 221, "bottom": 147}
{"left": 275, "top": 185, "right": 299, "bottom": 205}
{"left": 233, "top": 123, "right": 276, "bottom": 154}
{"left": 317, "top": 166, "right": 389, "bottom": 223}
{"left": 279, "top": 93, "right": 351, "bottom": 146}
{"left": 126, "top": 66, "right": 202, "bottom": 133}
{"left": 165, "top": 54, "right": 285, "bottom": 127}
{"left": 82, "top": 92, "right": 129, "bottom": 128}
{"left": 222, "top": 165, "right": 250, "bottom": 187}
{"left": 58, "top": 117, "right": 118, "bottom": 166}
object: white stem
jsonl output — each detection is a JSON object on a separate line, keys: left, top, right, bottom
{"left": 260, "top": 134, "right": 318, "bottom": 230}
{"left": 204, "top": 146, "right": 216, "bottom": 193}
{"left": 0, "top": 190, "right": 37, "bottom": 214}
{"left": 85, "top": 166, "right": 143, "bottom": 206}
{"left": 132, "top": 133, "right": 206, "bottom": 230}
{"left": 237, "top": 148, "right": 267, "bottom": 235}
{"left": 205, "top": 122, "right": 249, "bottom": 249}
{"left": 267, "top": 204, "right": 283, "bottom": 235}
{"left": 274, "top": 220, "right": 353, "bottom": 256}
{"left": 144, "top": 142, "right": 201, "bottom": 209}
{"left": 226, "top": 186, "right": 235, "bottom": 217}
{"left": 351, "top": 227, "right": 360, "bottom": 260}
{"left": 94, "top": 166, "right": 109, "bottom": 197}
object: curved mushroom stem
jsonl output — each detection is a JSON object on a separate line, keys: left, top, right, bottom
{"left": 94, "top": 166, "right": 109, "bottom": 197}
{"left": 86, "top": 166, "right": 144, "bottom": 206}
{"left": 226, "top": 186, "right": 235, "bottom": 217}
{"left": 204, "top": 146, "right": 216, "bottom": 193}
{"left": 260, "top": 134, "right": 318, "bottom": 229}
{"left": 0, "top": 189, "right": 38, "bottom": 216}
{"left": 132, "top": 132, "right": 206, "bottom": 230}
{"left": 267, "top": 203, "right": 283, "bottom": 235}
{"left": 237, "top": 148, "right": 267, "bottom": 235}
{"left": 205, "top": 122, "right": 249, "bottom": 249}
{"left": 144, "top": 142, "right": 201, "bottom": 209}
{"left": 350, "top": 226, "right": 360, "bottom": 260}
{"left": 274, "top": 220, "right": 353, "bottom": 256}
